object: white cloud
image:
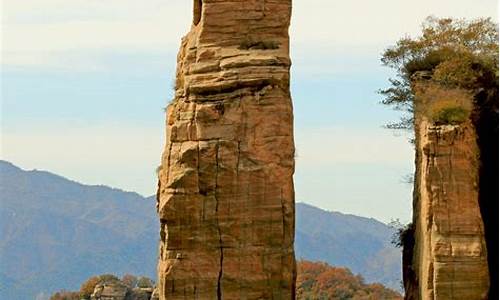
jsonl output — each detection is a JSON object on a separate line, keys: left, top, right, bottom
{"left": 3, "top": 0, "right": 189, "bottom": 24}
{"left": 2, "top": 0, "right": 191, "bottom": 67}
{"left": 295, "top": 126, "right": 414, "bottom": 166}
{"left": 2, "top": 0, "right": 497, "bottom": 68}
{"left": 3, "top": 20, "right": 181, "bottom": 53}
{"left": 291, "top": 0, "right": 497, "bottom": 47}
{"left": 293, "top": 126, "right": 415, "bottom": 222}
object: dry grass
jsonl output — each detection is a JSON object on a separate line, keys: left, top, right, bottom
{"left": 414, "top": 82, "right": 473, "bottom": 125}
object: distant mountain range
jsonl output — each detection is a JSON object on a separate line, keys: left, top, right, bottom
{"left": 0, "top": 160, "right": 401, "bottom": 299}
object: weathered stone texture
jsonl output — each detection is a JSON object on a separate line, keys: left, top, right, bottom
{"left": 156, "top": 1, "right": 295, "bottom": 299}
{"left": 407, "top": 79, "right": 490, "bottom": 300}
{"left": 91, "top": 282, "right": 128, "bottom": 300}
{"left": 90, "top": 284, "right": 156, "bottom": 300}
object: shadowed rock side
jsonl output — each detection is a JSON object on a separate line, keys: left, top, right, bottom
{"left": 405, "top": 75, "right": 493, "bottom": 300}
{"left": 156, "top": 1, "right": 295, "bottom": 299}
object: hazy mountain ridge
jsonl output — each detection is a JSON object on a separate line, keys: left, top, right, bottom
{"left": 296, "top": 203, "right": 402, "bottom": 291}
{"left": 0, "top": 161, "right": 158, "bottom": 300}
{"left": 0, "top": 161, "right": 401, "bottom": 299}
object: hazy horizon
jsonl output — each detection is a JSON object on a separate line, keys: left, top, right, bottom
{"left": 0, "top": 158, "right": 398, "bottom": 223}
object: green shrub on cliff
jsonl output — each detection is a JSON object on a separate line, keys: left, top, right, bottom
{"left": 389, "top": 220, "right": 415, "bottom": 249}
{"left": 433, "top": 106, "right": 469, "bottom": 125}
{"left": 380, "top": 17, "right": 499, "bottom": 129}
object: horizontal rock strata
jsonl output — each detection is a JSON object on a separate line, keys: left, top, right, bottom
{"left": 156, "top": 1, "right": 296, "bottom": 299}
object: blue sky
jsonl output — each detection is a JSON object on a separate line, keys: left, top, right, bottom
{"left": 1, "top": 0, "right": 497, "bottom": 223}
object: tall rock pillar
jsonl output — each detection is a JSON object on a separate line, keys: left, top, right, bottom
{"left": 156, "top": 1, "right": 295, "bottom": 299}
{"left": 404, "top": 72, "right": 497, "bottom": 299}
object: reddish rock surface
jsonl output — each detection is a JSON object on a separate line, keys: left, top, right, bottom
{"left": 156, "top": 1, "right": 295, "bottom": 299}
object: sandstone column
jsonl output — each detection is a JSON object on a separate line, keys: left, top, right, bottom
{"left": 406, "top": 74, "right": 492, "bottom": 299}
{"left": 156, "top": 1, "right": 295, "bottom": 299}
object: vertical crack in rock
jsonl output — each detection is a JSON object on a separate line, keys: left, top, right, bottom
{"left": 236, "top": 141, "right": 241, "bottom": 177}
{"left": 215, "top": 140, "right": 223, "bottom": 300}
{"left": 156, "top": 1, "right": 295, "bottom": 299}
{"left": 280, "top": 188, "right": 286, "bottom": 243}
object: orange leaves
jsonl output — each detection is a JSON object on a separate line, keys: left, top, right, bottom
{"left": 296, "top": 260, "right": 403, "bottom": 300}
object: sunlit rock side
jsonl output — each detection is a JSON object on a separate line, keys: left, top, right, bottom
{"left": 405, "top": 75, "right": 492, "bottom": 300}
{"left": 156, "top": 1, "right": 295, "bottom": 299}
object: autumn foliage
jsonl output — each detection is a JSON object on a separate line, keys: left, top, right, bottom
{"left": 79, "top": 275, "right": 101, "bottom": 299}
{"left": 49, "top": 290, "right": 79, "bottom": 300}
{"left": 51, "top": 263, "right": 400, "bottom": 299}
{"left": 296, "top": 260, "right": 402, "bottom": 300}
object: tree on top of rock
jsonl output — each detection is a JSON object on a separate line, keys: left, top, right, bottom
{"left": 380, "top": 16, "right": 498, "bottom": 130}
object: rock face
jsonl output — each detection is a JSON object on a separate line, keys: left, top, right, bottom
{"left": 404, "top": 75, "right": 498, "bottom": 299}
{"left": 156, "top": 1, "right": 295, "bottom": 299}
{"left": 91, "top": 282, "right": 128, "bottom": 300}
{"left": 90, "top": 283, "right": 156, "bottom": 300}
